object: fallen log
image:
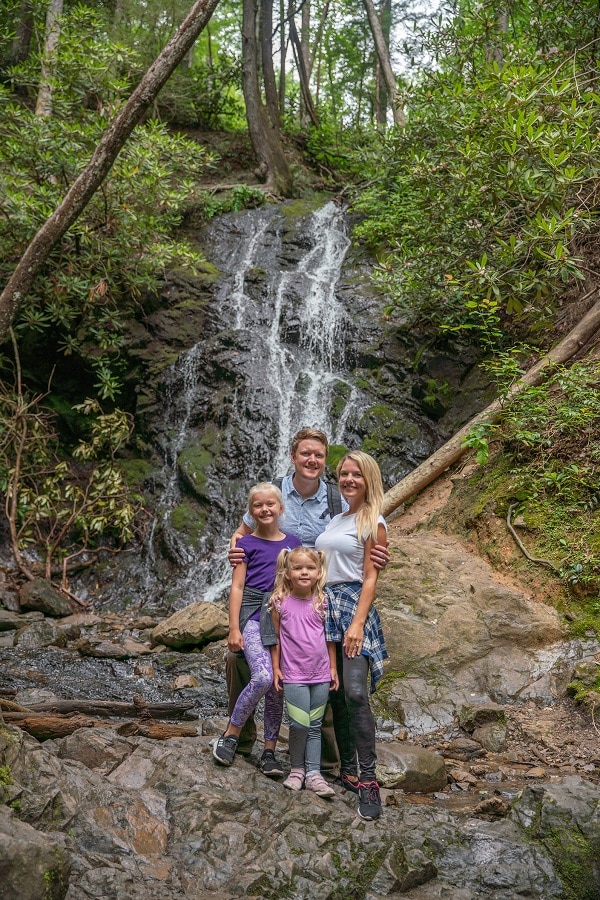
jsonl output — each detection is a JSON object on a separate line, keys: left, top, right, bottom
{"left": 2, "top": 712, "right": 100, "bottom": 739}
{"left": 3, "top": 710, "right": 200, "bottom": 741}
{"left": 117, "top": 720, "right": 199, "bottom": 739}
{"left": 383, "top": 295, "right": 600, "bottom": 517}
{"left": 24, "top": 698, "right": 195, "bottom": 719}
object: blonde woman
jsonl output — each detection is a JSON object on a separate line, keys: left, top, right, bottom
{"left": 315, "top": 451, "right": 388, "bottom": 820}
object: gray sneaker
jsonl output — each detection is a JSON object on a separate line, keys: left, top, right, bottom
{"left": 213, "top": 732, "right": 238, "bottom": 766}
{"left": 357, "top": 781, "right": 382, "bottom": 820}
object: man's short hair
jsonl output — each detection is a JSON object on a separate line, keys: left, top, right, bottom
{"left": 290, "top": 428, "right": 329, "bottom": 455}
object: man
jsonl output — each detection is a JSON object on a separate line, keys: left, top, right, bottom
{"left": 227, "top": 427, "right": 390, "bottom": 776}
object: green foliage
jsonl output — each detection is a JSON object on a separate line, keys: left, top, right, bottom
{"left": 349, "top": 1, "right": 600, "bottom": 347}
{"left": 1, "top": 6, "right": 217, "bottom": 401}
{"left": 467, "top": 360, "right": 600, "bottom": 595}
{"left": 0, "top": 382, "right": 142, "bottom": 574}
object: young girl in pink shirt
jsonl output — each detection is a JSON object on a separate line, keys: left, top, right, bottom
{"left": 270, "top": 547, "right": 339, "bottom": 797}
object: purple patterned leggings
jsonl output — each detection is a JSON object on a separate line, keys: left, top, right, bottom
{"left": 229, "top": 619, "right": 283, "bottom": 742}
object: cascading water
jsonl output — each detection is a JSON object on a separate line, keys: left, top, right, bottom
{"left": 139, "top": 200, "right": 366, "bottom": 607}
{"left": 128, "top": 198, "right": 441, "bottom": 611}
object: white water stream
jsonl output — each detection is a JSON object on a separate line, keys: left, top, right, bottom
{"left": 142, "top": 201, "right": 359, "bottom": 605}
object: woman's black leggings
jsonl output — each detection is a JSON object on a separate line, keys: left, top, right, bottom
{"left": 329, "top": 642, "right": 377, "bottom": 783}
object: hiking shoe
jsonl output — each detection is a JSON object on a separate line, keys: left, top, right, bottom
{"left": 258, "top": 749, "right": 284, "bottom": 777}
{"left": 305, "top": 773, "right": 335, "bottom": 798}
{"left": 334, "top": 772, "right": 360, "bottom": 794}
{"left": 357, "top": 781, "right": 382, "bottom": 820}
{"left": 212, "top": 732, "right": 238, "bottom": 766}
{"left": 283, "top": 769, "right": 305, "bottom": 791}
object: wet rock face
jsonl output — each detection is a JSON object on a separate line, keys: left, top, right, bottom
{"left": 0, "top": 724, "right": 572, "bottom": 899}
{"left": 102, "top": 200, "right": 457, "bottom": 609}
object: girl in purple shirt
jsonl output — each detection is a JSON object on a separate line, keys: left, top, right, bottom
{"left": 213, "top": 483, "right": 300, "bottom": 770}
{"left": 270, "top": 547, "right": 339, "bottom": 798}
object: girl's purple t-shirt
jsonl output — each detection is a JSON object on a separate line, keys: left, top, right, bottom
{"left": 276, "top": 594, "right": 331, "bottom": 684}
{"left": 239, "top": 532, "right": 301, "bottom": 592}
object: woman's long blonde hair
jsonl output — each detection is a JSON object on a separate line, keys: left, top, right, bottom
{"left": 336, "top": 450, "right": 384, "bottom": 542}
{"left": 271, "top": 547, "right": 328, "bottom": 617}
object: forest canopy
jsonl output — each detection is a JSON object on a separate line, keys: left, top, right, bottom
{"left": 0, "top": 0, "right": 599, "bottom": 593}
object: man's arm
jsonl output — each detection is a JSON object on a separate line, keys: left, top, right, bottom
{"left": 228, "top": 521, "right": 252, "bottom": 567}
{"left": 369, "top": 536, "right": 390, "bottom": 571}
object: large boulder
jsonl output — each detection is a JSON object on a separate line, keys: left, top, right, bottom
{"left": 511, "top": 777, "right": 600, "bottom": 898}
{"left": 0, "top": 805, "right": 71, "bottom": 899}
{"left": 375, "top": 532, "right": 589, "bottom": 732}
{"left": 151, "top": 600, "right": 228, "bottom": 649}
{"left": 19, "top": 580, "right": 75, "bottom": 618}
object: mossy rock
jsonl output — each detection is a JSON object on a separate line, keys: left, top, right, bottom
{"left": 170, "top": 499, "right": 207, "bottom": 544}
{"left": 118, "top": 458, "right": 155, "bottom": 490}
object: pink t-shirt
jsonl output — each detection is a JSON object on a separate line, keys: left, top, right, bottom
{"left": 276, "top": 594, "right": 331, "bottom": 684}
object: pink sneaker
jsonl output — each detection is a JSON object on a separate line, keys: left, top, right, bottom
{"left": 305, "top": 773, "right": 335, "bottom": 798}
{"left": 283, "top": 769, "right": 305, "bottom": 791}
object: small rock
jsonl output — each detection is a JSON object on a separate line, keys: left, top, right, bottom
{"left": 134, "top": 662, "right": 155, "bottom": 679}
{"left": 459, "top": 702, "right": 506, "bottom": 733}
{"left": 472, "top": 721, "right": 507, "bottom": 753}
{"left": 524, "top": 766, "right": 546, "bottom": 778}
{"left": 474, "top": 795, "right": 510, "bottom": 819}
{"left": 173, "top": 674, "right": 200, "bottom": 690}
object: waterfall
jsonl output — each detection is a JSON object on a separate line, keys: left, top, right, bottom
{"left": 139, "top": 201, "right": 369, "bottom": 607}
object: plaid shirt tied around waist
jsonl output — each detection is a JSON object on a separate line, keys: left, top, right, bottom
{"left": 324, "top": 581, "right": 388, "bottom": 692}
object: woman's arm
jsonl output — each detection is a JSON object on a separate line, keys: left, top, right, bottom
{"left": 227, "top": 562, "right": 247, "bottom": 652}
{"left": 327, "top": 641, "right": 339, "bottom": 690}
{"left": 270, "top": 607, "right": 283, "bottom": 690}
{"left": 343, "top": 522, "right": 387, "bottom": 658}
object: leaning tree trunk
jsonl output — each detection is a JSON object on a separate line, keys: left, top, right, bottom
{"left": 362, "top": 0, "right": 404, "bottom": 127}
{"left": 383, "top": 296, "right": 600, "bottom": 517}
{"left": 261, "top": 0, "right": 281, "bottom": 130}
{"left": 0, "top": 0, "right": 221, "bottom": 345}
{"left": 35, "top": 0, "right": 63, "bottom": 118}
{"left": 242, "top": 0, "right": 292, "bottom": 195}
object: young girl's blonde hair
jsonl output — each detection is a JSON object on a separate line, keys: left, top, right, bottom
{"left": 247, "top": 481, "right": 284, "bottom": 516}
{"left": 271, "top": 547, "right": 328, "bottom": 617}
{"left": 336, "top": 450, "right": 384, "bottom": 542}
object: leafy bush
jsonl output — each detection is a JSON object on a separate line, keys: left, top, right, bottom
{"left": 349, "top": 2, "right": 600, "bottom": 348}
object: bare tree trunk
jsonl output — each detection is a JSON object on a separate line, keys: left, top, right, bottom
{"left": 375, "top": 0, "right": 391, "bottom": 126}
{"left": 383, "top": 297, "right": 600, "bottom": 517}
{"left": 278, "top": 0, "right": 287, "bottom": 119}
{"left": 242, "top": 0, "right": 292, "bottom": 195}
{"left": 0, "top": 0, "right": 221, "bottom": 345}
{"left": 362, "top": 0, "right": 404, "bottom": 127}
{"left": 308, "top": 0, "right": 329, "bottom": 84}
{"left": 10, "top": 0, "right": 34, "bottom": 66}
{"left": 261, "top": 0, "right": 280, "bottom": 129}
{"left": 288, "top": 7, "right": 318, "bottom": 126}
{"left": 35, "top": 0, "right": 63, "bottom": 118}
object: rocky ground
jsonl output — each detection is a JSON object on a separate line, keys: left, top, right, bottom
{"left": 1, "top": 472, "right": 600, "bottom": 897}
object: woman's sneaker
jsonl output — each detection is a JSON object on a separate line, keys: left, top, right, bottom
{"left": 258, "top": 749, "right": 284, "bottom": 777}
{"left": 212, "top": 732, "right": 238, "bottom": 766}
{"left": 305, "top": 773, "right": 335, "bottom": 798}
{"left": 357, "top": 781, "right": 382, "bottom": 820}
{"left": 335, "top": 773, "right": 360, "bottom": 794}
